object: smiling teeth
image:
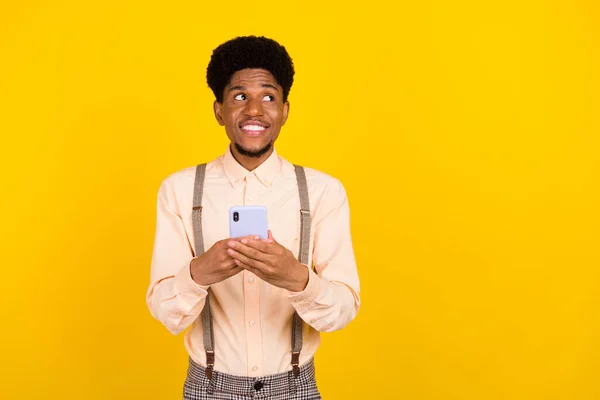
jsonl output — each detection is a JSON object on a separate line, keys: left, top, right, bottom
{"left": 243, "top": 125, "right": 265, "bottom": 131}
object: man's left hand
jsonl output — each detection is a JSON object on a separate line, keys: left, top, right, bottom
{"left": 226, "top": 230, "right": 309, "bottom": 292}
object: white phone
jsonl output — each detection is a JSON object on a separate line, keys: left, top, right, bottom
{"left": 229, "top": 206, "right": 268, "bottom": 239}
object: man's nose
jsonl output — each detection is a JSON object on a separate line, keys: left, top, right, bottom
{"left": 244, "top": 97, "right": 264, "bottom": 116}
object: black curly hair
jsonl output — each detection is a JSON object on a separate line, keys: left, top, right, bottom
{"left": 206, "top": 36, "right": 295, "bottom": 103}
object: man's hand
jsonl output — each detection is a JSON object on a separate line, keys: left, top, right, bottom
{"left": 226, "top": 231, "right": 309, "bottom": 292}
{"left": 190, "top": 236, "right": 254, "bottom": 286}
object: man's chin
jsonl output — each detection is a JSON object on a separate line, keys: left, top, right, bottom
{"left": 234, "top": 141, "right": 273, "bottom": 158}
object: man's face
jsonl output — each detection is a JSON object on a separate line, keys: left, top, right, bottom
{"left": 214, "top": 68, "right": 289, "bottom": 159}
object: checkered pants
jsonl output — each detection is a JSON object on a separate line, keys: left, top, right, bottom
{"left": 183, "top": 358, "right": 322, "bottom": 400}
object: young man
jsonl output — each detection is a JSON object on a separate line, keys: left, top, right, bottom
{"left": 147, "top": 36, "right": 360, "bottom": 400}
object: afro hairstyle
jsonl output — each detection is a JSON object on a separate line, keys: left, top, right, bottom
{"left": 206, "top": 36, "right": 295, "bottom": 103}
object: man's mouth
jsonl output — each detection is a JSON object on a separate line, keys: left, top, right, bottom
{"left": 240, "top": 121, "right": 268, "bottom": 136}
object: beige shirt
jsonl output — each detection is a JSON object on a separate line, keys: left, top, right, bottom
{"left": 146, "top": 147, "right": 360, "bottom": 376}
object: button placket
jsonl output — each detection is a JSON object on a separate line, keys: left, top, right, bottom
{"left": 245, "top": 173, "right": 260, "bottom": 204}
{"left": 242, "top": 172, "right": 265, "bottom": 375}
{"left": 243, "top": 268, "right": 263, "bottom": 376}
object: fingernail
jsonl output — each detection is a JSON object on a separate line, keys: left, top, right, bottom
{"left": 241, "top": 239, "right": 247, "bottom": 244}
{"left": 254, "top": 236, "right": 260, "bottom": 240}
{"left": 228, "top": 241, "right": 235, "bottom": 247}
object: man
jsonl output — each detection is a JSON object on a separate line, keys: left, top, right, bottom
{"left": 147, "top": 36, "right": 360, "bottom": 400}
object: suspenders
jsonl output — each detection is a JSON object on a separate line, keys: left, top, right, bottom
{"left": 191, "top": 163, "right": 216, "bottom": 379}
{"left": 191, "top": 163, "right": 311, "bottom": 380}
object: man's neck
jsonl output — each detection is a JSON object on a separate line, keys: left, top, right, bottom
{"left": 230, "top": 146, "right": 274, "bottom": 171}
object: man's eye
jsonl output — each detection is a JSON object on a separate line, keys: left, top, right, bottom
{"left": 263, "top": 95, "right": 274, "bottom": 101}
{"left": 234, "top": 94, "right": 246, "bottom": 101}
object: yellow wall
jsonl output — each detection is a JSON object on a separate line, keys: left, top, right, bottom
{"left": 1, "top": 1, "right": 599, "bottom": 399}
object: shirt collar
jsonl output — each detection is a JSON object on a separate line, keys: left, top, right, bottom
{"left": 222, "top": 145, "right": 281, "bottom": 187}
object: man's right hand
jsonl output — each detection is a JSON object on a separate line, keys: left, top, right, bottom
{"left": 190, "top": 236, "right": 257, "bottom": 286}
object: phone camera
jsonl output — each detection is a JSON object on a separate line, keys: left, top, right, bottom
{"left": 233, "top": 212, "right": 239, "bottom": 222}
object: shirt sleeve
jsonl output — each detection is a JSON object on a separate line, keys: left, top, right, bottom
{"left": 287, "top": 178, "right": 361, "bottom": 332}
{"left": 146, "top": 177, "right": 209, "bottom": 335}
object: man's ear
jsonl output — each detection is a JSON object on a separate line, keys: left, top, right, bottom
{"left": 214, "top": 101, "right": 225, "bottom": 126}
{"left": 282, "top": 101, "right": 290, "bottom": 126}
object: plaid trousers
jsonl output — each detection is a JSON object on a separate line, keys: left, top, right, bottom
{"left": 183, "top": 357, "right": 322, "bottom": 400}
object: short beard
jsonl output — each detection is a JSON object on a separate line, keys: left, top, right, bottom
{"left": 234, "top": 141, "right": 273, "bottom": 158}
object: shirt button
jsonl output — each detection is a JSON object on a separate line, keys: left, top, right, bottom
{"left": 252, "top": 365, "right": 258, "bottom": 371}
{"left": 249, "top": 320, "right": 255, "bottom": 327}
{"left": 248, "top": 277, "right": 255, "bottom": 284}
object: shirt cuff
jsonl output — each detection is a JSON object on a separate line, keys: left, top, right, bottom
{"left": 287, "top": 265, "right": 320, "bottom": 311}
{"left": 174, "top": 259, "right": 210, "bottom": 309}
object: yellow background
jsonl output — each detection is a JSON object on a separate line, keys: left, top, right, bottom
{"left": 1, "top": 1, "right": 599, "bottom": 399}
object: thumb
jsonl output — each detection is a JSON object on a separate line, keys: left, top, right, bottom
{"left": 267, "top": 230, "right": 276, "bottom": 244}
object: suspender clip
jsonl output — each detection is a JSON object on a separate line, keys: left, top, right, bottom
{"left": 291, "top": 351, "right": 300, "bottom": 377}
{"left": 205, "top": 350, "right": 215, "bottom": 380}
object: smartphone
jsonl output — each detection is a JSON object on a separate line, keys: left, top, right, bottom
{"left": 229, "top": 206, "right": 268, "bottom": 239}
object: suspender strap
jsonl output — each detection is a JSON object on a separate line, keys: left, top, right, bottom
{"left": 192, "top": 163, "right": 215, "bottom": 380}
{"left": 192, "top": 163, "right": 206, "bottom": 255}
{"left": 192, "top": 163, "right": 311, "bottom": 380}
{"left": 292, "top": 165, "right": 311, "bottom": 377}
{"left": 294, "top": 165, "right": 311, "bottom": 266}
